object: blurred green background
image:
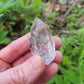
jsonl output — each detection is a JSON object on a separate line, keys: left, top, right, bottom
{"left": 0, "top": 0, "right": 84, "bottom": 84}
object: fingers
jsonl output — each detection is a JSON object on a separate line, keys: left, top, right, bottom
{"left": 0, "top": 55, "right": 45, "bottom": 84}
{"left": 0, "top": 33, "right": 30, "bottom": 63}
{"left": 34, "top": 63, "right": 58, "bottom": 84}
{"left": 53, "top": 36, "right": 62, "bottom": 49}
{"left": 0, "top": 60, "right": 11, "bottom": 72}
{"left": 13, "top": 52, "right": 33, "bottom": 66}
{"left": 54, "top": 51, "right": 62, "bottom": 64}
{"left": 40, "top": 63, "right": 58, "bottom": 82}
{"left": 12, "top": 50, "right": 62, "bottom": 67}
{"left": 11, "top": 36, "right": 61, "bottom": 66}
{"left": 0, "top": 33, "right": 61, "bottom": 64}
{"left": 0, "top": 50, "right": 62, "bottom": 73}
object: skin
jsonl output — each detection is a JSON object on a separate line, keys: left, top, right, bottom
{"left": 0, "top": 33, "right": 62, "bottom": 84}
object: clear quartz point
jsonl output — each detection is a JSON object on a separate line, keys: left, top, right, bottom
{"left": 29, "top": 18, "right": 56, "bottom": 65}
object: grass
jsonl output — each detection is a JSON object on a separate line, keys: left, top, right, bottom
{"left": 0, "top": 0, "right": 84, "bottom": 84}
{"left": 0, "top": 27, "right": 10, "bottom": 44}
{"left": 47, "top": 29, "right": 84, "bottom": 84}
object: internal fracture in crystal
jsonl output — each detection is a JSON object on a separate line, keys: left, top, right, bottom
{"left": 29, "top": 18, "right": 56, "bottom": 65}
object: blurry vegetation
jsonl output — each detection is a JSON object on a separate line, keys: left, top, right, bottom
{"left": 47, "top": 28, "right": 84, "bottom": 84}
{"left": 0, "top": 27, "right": 10, "bottom": 44}
{"left": 0, "top": 0, "right": 84, "bottom": 84}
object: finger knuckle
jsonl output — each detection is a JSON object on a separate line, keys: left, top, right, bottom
{"left": 9, "top": 66, "right": 26, "bottom": 84}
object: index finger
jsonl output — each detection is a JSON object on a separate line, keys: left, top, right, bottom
{"left": 0, "top": 33, "right": 30, "bottom": 63}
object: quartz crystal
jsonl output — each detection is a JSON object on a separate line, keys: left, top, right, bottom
{"left": 29, "top": 18, "right": 56, "bottom": 65}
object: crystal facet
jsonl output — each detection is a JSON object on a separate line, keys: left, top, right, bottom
{"left": 29, "top": 18, "right": 56, "bottom": 65}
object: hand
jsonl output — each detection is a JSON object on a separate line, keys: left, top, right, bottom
{"left": 0, "top": 33, "right": 62, "bottom": 84}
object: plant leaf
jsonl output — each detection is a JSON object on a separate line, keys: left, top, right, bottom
{"left": 48, "top": 12, "right": 58, "bottom": 18}
{"left": 0, "top": 37, "right": 10, "bottom": 44}
{"left": 0, "top": 14, "right": 4, "bottom": 18}
{"left": 0, "top": 29, "right": 8, "bottom": 40}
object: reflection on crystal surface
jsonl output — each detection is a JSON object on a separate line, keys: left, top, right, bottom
{"left": 29, "top": 18, "right": 56, "bottom": 65}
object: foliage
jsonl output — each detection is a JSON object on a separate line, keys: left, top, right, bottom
{"left": 0, "top": 0, "right": 45, "bottom": 41}
{"left": 67, "top": 4, "right": 84, "bottom": 28}
{"left": 48, "top": 12, "right": 58, "bottom": 19}
{"left": 0, "top": 28, "right": 11, "bottom": 44}
{"left": 0, "top": 0, "right": 45, "bottom": 35}
{"left": 47, "top": 28, "right": 84, "bottom": 84}
{"left": 0, "top": 0, "right": 18, "bottom": 17}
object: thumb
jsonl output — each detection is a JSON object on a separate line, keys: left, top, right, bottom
{"left": 0, "top": 55, "right": 45, "bottom": 84}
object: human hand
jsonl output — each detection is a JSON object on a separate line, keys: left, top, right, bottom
{"left": 0, "top": 33, "right": 62, "bottom": 84}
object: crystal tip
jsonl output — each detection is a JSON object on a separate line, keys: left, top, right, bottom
{"left": 33, "top": 17, "right": 45, "bottom": 26}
